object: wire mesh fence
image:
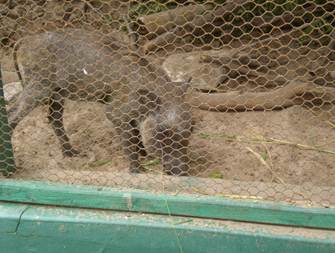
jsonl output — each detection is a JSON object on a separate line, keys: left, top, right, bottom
{"left": 0, "top": 0, "right": 334, "bottom": 207}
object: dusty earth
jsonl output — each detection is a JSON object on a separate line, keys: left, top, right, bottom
{"left": 1, "top": 47, "right": 335, "bottom": 200}
{"left": 1, "top": 1, "right": 334, "bottom": 195}
{"left": 5, "top": 91, "right": 335, "bottom": 188}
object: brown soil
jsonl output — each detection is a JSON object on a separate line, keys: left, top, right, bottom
{"left": 1, "top": 45, "right": 334, "bottom": 191}
{"left": 1, "top": 1, "right": 334, "bottom": 208}
{"left": 9, "top": 100, "right": 335, "bottom": 188}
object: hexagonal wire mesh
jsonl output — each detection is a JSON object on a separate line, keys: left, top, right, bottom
{"left": 0, "top": 0, "right": 334, "bottom": 207}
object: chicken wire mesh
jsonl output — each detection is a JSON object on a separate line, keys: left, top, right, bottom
{"left": 0, "top": 0, "right": 334, "bottom": 207}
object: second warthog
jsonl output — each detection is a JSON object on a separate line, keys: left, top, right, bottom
{"left": 9, "top": 29, "right": 193, "bottom": 175}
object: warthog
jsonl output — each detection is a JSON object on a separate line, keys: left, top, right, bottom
{"left": 8, "top": 29, "right": 192, "bottom": 175}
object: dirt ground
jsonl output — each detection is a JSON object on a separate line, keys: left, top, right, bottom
{"left": 1, "top": 46, "right": 335, "bottom": 195}
{"left": 0, "top": 1, "right": 334, "bottom": 211}
{"left": 8, "top": 100, "right": 335, "bottom": 188}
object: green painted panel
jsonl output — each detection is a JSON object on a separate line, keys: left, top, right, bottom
{"left": 0, "top": 65, "right": 16, "bottom": 176}
{"left": 0, "top": 202, "right": 334, "bottom": 253}
{"left": 0, "top": 202, "right": 28, "bottom": 233}
{"left": 1, "top": 180, "right": 335, "bottom": 229}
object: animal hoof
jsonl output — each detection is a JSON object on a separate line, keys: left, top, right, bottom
{"left": 63, "top": 148, "right": 81, "bottom": 157}
{"left": 139, "top": 148, "right": 147, "bottom": 157}
{"left": 165, "top": 168, "right": 189, "bottom": 177}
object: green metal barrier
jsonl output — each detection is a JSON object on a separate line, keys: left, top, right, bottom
{"left": 0, "top": 64, "right": 16, "bottom": 176}
{"left": 1, "top": 201, "right": 335, "bottom": 253}
{"left": 1, "top": 180, "right": 335, "bottom": 230}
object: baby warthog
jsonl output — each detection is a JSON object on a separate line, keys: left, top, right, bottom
{"left": 9, "top": 29, "right": 192, "bottom": 175}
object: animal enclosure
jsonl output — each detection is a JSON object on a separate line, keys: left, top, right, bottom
{"left": 0, "top": 0, "right": 335, "bottom": 211}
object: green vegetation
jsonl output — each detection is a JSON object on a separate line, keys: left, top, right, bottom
{"left": 89, "top": 159, "right": 112, "bottom": 168}
{"left": 260, "top": 151, "right": 268, "bottom": 161}
{"left": 142, "top": 158, "right": 161, "bottom": 167}
{"left": 198, "top": 132, "right": 237, "bottom": 142}
{"left": 208, "top": 170, "right": 224, "bottom": 179}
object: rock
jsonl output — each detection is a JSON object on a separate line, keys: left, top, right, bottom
{"left": 1, "top": 53, "right": 19, "bottom": 84}
{"left": 162, "top": 51, "right": 222, "bottom": 91}
{"left": 1, "top": 71, "right": 19, "bottom": 83}
{"left": 3, "top": 81, "right": 22, "bottom": 102}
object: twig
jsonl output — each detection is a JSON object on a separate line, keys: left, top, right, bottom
{"left": 309, "top": 106, "right": 335, "bottom": 128}
{"left": 266, "top": 137, "right": 335, "bottom": 155}
{"left": 189, "top": 81, "right": 335, "bottom": 112}
{"left": 262, "top": 143, "right": 279, "bottom": 183}
{"left": 230, "top": 22, "right": 313, "bottom": 56}
{"left": 326, "top": 121, "right": 335, "bottom": 129}
{"left": 82, "top": 0, "right": 105, "bottom": 19}
{"left": 245, "top": 147, "right": 284, "bottom": 184}
{"left": 198, "top": 132, "right": 335, "bottom": 155}
{"left": 163, "top": 185, "right": 184, "bottom": 253}
{"left": 314, "top": 137, "right": 335, "bottom": 148}
{"left": 142, "top": 26, "right": 183, "bottom": 54}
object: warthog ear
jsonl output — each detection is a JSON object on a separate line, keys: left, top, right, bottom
{"left": 135, "top": 89, "right": 161, "bottom": 111}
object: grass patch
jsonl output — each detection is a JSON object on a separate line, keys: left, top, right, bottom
{"left": 89, "top": 159, "right": 112, "bottom": 168}
{"left": 198, "top": 132, "right": 335, "bottom": 155}
{"left": 208, "top": 170, "right": 224, "bottom": 179}
{"left": 260, "top": 151, "right": 268, "bottom": 161}
{"left": 142, "top": 158, "right": 161, "bottom": 167}
{"left": 198, "top": 132, "right": 237, "bottom": 142}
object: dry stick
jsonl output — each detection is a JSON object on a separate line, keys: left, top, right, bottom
{"left": 141, "top": 0, "right": 310, "bottom": 55}
{"left": 197, "top": 18, "right": 313, "bottom": 70}
{"left": 326, "top": 121, "right": 335, "bottom": 129}
{"left": 245, "top": 147, "right": 284, "bottom": 184}
{"left": 200, "top": 133, "right": 335, "bottom": 155}
{"left": 245, "top": 134, "right": 335, "bottom": 155}
{"left": 310, "top": 109, "right": 335, "bottom": 131}
{"left": 139, "top": 0, "right": 248, "bottom": 53}
{"left": 198, "top": 54, "right": 273, "bottom": 89}
{"left": 191, "top": 24, "right": 335, "bottom": 111}
{"left": 249, "top": 136, "right": 335, "bottom": 155}
{"left": 138, "top": 0, "right": 252, "bottom": 35}
{"left": 230, "top": 22, "right": 312, "bottom": 56}
{"left": 311, "top": 119, "right": 335, "bottom": 148}
{"left": 142, "top": 26, "right": 184, "bottom": 53}
{"left": 138, "top": 0, "right": 248, "bottom": 34}
{"left": 137, "top": 4, "right": 212, "bottom": 35}
{"left": 194, "top": 19, "right": 313, "bottom": 74}
{"left": 189, "top": 22, "right": 328, "bottom": 111}
{"left": 83, "top": 0, "right": 104, "bottom": 19}
{"left": 315, "top": 138, "right": 335, "bottom": 148}
{"left": 85, "top": 0, "right": 331, "bottom": 114}
{"left": 264, "top": 138, "right": 335, "bottom": 155}
{"left": 199, "top": 22, "right": 312, "bottom": 67}
{"left": 188, "top": 81, "right": 335, "bottom": 111}
{"left": 261, "top": 143, "right": 278, "bottom": 183}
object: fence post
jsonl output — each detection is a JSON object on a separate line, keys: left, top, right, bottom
{"left": 0, "top": 64, "right": 16, "bottom": 176}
